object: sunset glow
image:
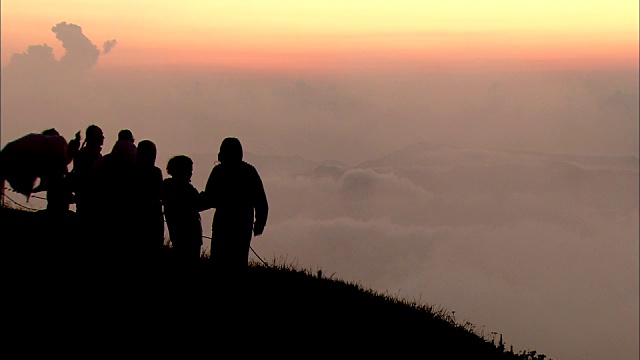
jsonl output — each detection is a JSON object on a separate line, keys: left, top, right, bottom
{"left": 2, "top": 0, "right": 638, "bottom": 71}
{"left": 1, "top": 2, "right": 638, "bottom": 360}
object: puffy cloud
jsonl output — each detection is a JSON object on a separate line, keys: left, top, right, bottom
{"left": 103, "top": 39, "right": 117, "bottom": 54}
{"left": 253, "top": 216, "right": 444, "bottom": 288}
{"left": 1, "top": 22, "right": 114, "bottom": 141}
{"left": 5, "top": 44, "right": 57, "bottom": 74}
{"left": 51, "top": 22, "right": 100, "bottom": 73}
{"left": 4, "top": 21, "right": 110, "bottom": 81}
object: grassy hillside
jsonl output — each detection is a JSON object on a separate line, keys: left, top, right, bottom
{"left": 1, "top": 205, "right": 551, "bottom": 359}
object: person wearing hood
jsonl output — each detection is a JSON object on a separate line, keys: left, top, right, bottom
{"left": 131, "top": 140, "right": 164, "bottom": 263}
{"left": 202, "top": 137, "right": 268, "bottom": 275}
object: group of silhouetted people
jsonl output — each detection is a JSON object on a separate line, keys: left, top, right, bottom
{"left": 4, "top": 124, "right": 269, "bottom": 276}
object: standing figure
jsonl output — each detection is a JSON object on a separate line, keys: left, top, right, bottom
{"left": 202, "top": 137, "right": 268, "bottom": 274}
{"left": 39, "top": 128, "right": 78, "bottom": 213}
{"left": 131, "top": 140, "right": 164, "bottom": 262}
{"left": 86, "top": 136, "right": 137, "bottom": 261}
{"left": 69, "top": 124, "right": 104, "bottom": 218}
{"left": 162, "top": 155, "right": 205, "bottom": 266}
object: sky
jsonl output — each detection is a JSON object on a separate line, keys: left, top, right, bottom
{"left": 1, "top": 1, "right": 638, "bottom": 360}
{"left": 2, "top": 0, "right": 638, "bottom": 71}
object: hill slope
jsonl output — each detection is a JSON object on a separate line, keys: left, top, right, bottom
{"left": 1, "top": 206, "right": 548, "bottom": 358}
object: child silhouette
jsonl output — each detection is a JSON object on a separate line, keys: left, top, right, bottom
{"left": 161, "top": 155, "right": 206, "bottom": 266}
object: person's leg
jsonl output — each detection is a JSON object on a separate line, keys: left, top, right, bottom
{"left": 233, "top": 228, "right": 254, "bottom": 269}
{"left": 208, "top": 236, "right": 223, "bottom": 267}
{"left": 222, "top": 231, "right": 253, "bottom": 290}
{"left": 46, "top": 175, "right": 70, "bottom": 212}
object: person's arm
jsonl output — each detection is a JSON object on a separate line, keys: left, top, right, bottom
{"left": 154, "top": 167, "right": 164, "bottom": 202}
{"left": 66, "top": 131, "right": 81, "bottom": 164}
{"left": 196, "top": 188, "right": 212, "bottom": 212}
{"left": 199, "top": 166, "right": 218, "bottom": 211}
{"left": 253, "top": 170, "right": 268, "bottom": 236}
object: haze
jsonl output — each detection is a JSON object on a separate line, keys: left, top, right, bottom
{"left": 1, "top": 2, "right": 638, "bottom": 360}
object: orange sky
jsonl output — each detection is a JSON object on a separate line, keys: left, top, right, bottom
{"left": 1, "top": 1, "right": 638, "bottom": 71}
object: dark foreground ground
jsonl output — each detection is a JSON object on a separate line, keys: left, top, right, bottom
{"left": 1, "top": 206, "right": 543, "bottom": 358}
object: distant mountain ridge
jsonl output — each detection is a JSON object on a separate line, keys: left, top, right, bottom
{"left": 355, "top": 141, "right": 639, "bottom": 172}
{"left": 166, "top": 141, "right": 638, "bottom": 183}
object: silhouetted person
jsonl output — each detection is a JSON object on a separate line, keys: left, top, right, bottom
{"left": 162, "top": 155, "right": 206, "bottom": 268}
{"left": 131, "top": 140, "right": 164, "bottom": 263}
{"left": 118, "top": 129, "right": 135, "bottom": 144}
{"left": 55, "top": 130, "right": 81, "bottom": 212}
{"left": 202, "top": 137, "right": 268, "bottom": 276}
{"left": 116, "top": 129, "right": 136, "bottom": 161}
{"left": 86, "top": 137, "right": 137, "bottom": 263}
{"left": 69, "top": 124, "right": 104, "bottom": 218}
{"left": 66, "top": 130, "right": 82, "bottom": 164}
{"left": 38, "top": 128, "right": 78, "bottom": 213}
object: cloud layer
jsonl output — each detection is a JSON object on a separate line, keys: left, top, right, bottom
{"left": 248, "top": 149, "right": 638, "bottom": 360}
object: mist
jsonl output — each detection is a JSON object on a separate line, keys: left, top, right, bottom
{"left": 1, "top": 22, "right": 638, "bottom": 360}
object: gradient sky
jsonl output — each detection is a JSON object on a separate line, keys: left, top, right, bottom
{"left": 1, "top": 2, "right": 638, "bottom": 360}
{"left": 2, "top": 0, "right": 638, "bottom": 70}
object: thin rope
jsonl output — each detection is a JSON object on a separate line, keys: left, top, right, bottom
{"left": 250, "top": 245, "right": 268, "bottom": 266}
{"left": 3, "top": 186, "right": 47, "bottom": 200}
{"left": 1, "top": 192, "right": 40, "bottom": 211}
{"left": 193, "top": 232, "right": 268, "bottom": 266}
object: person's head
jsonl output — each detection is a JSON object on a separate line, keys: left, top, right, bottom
{"left": 85, "top": 125, "right": 104, "bottom": 146}
{"left": 218, "top": 137, "right": 243, "bottom": 163}
{"left": 118, "top": 129, "right": 135, "bottom": 143}
{"left": 166, "top": 155, "right": 193, "bottom": 181}
{"left": 41, "top": 128, "right": 60, "bottom": 136}
{"left": 111, "top": 139, "right": 137, "bottom": 165}
{"left": 137, "top": 140, "right": 157, "bottom": 166}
